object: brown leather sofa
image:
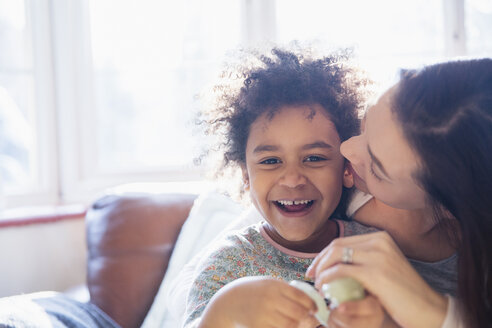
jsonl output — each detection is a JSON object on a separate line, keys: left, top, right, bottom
{"left": 85, "top": 192, "right": 198, "bottom": 328}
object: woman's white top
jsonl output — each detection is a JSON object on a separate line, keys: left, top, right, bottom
{"left": 441, "top": 295, "right": 465, "bottom": 328}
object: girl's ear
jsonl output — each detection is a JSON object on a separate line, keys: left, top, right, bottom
{"left": 343, "top": 162, "right": 354, "bottom": 188}
{"left": 241, "top": 164, "right": 250, "bottom": 191}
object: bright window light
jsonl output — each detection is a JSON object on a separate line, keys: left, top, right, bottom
{"left": 88, "top": 0, "right": 241, "bottom": 173}
{"left": 276, "top": 0, "right": 445, "bottom": 87}
{"left": 0, "top": 0, "right": 38, "bottom": 194}
{"left": 466, "top": 0, "right": 492, "bottom": 57}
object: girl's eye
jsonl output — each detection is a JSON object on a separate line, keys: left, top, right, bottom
{"left": 304, "top": 155, "right": 327, "bottom": 162}
{"left": 259, "top": 158, "right": 281, "bottom": 165}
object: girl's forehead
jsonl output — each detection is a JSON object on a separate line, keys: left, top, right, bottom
{"left": 247, "top": 104, "right": 341, "bottom": 146}
{"left": 257, "top": 104, "right": 334, "bottom": 126}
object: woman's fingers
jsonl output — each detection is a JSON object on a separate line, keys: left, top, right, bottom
{"left": 314, "top": 262, "right": 370, "bottom": 291}
{"left": 307, "top": 231, "right": 397, "bottom": 279}
{"left": 336, "top": 295, "right": 381, "bottom": 315}
{"left": 311, "top": 246, "right": 376, "bottom": 282}
{"left": 328, "top": 296, "right": 386, "bottom": 328}
{"left": 308, "top": 240, "right": 380, "bottom": 281}
{"left": 307, "top": 233, "right": 369, "bottom": 273}
{"left": 306, "top": 232, "right": 377, "bottom": 277}
{"left": 304, "top": 231, "right": 449, "bottom": 328}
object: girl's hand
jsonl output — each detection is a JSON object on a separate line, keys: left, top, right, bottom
{"left": 305, "top": 231, "right": 448, "bottom": 328}
{"left": 199, "top": 276, "right": 317, "bottom": 328}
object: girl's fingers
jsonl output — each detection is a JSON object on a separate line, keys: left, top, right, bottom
{"left": 276, "top": 295, "right": 315, "bottom": 322}
{"left": 269, "top": 310, "right": 298, "bottom": 328}
{"left": 282, "top": 284, "right": 317, "bottom": 313}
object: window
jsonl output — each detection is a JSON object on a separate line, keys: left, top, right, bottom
{"left": 466, "top": 0, "right": 492, "bottom": 56}
{"left": 0, "top": 0, "right": 57, "bottom": 208}
{"left": 276, "top": 0, "right": 446, "bottom": 86}
{"left": 1, "top": 0, "right": 490, "bottom": 209}
{"left": 0, "top": 1, "right": 34, "bottom": 193}
{"left": 88, "top": 0, "right": 241, "bottom": 173}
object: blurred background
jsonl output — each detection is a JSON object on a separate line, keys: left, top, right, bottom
{"left": 1, "top": 0, "right": 491, "bottom": 209}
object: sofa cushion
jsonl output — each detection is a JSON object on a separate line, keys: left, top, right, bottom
{"left": 85, "top": 192, "right": 196, "bottom": 328}
{"left": 142, "top": 191, "right": 247, "bottom": 327}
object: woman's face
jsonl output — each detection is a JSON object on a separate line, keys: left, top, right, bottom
{"left": 340, "top": 86, "right": 428, "bottom": 210}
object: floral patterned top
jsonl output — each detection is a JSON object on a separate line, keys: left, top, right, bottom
{"left": 183, "top": 220, "right": 345, "bottom": 327}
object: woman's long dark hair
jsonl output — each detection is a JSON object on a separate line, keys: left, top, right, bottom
{"left": 393, "top": 59, "right": 492, "bottom": 327}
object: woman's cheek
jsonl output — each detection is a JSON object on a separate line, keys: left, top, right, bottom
{"left": 353, "top": 174, "right": 369, "bottom": 193}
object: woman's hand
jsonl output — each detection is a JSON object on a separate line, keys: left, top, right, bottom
{"left": 199, "top": 276, "right": 317, "bottom": 328}
{"left": 327, "top": 295, "right": 386, "bottom": 328}
{"left": 305, "top": 231, "right": 448, "bottom": 328}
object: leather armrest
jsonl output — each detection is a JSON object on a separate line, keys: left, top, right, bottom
{"left": 85, "top": 192, "right": 197, "bottom": 328}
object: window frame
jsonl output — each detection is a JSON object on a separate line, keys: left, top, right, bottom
{"left": 5, "top": 0, "right": 58, "bottom": 208}
{"left": 2, "top": 0, "right": 468, "bottom": 208}
{"left": 49, "top": 0, "right": 208, "bottom": 204}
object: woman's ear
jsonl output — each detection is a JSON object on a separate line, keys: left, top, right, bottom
{"left": 241, "top": 164, "right": 250, "bottom": 191}
{"left": 343, "top": 162, "right": 354, "bottom": 188}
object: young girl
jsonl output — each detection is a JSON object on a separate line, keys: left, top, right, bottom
{"left": 183, "top": 48, "right": 369, "bottom": 328}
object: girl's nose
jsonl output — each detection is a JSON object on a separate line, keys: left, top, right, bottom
{"left": 278, "top": 166, "right": 307, "bottom": 189}
{"left": 340, "top": 135, "right": 363, "bottom": 167}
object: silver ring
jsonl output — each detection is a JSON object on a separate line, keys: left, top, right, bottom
{"left": 341, "top": 247, "right": 354, "bottom": 264}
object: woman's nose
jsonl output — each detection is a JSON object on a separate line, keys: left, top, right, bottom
{"left": 278, "top": 166, "right": 307, "bottom": 189}
{"left": 340, "top": 135, "right": 363, "bottom": 166}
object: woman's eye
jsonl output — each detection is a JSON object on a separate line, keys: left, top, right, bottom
{"left": 304, "top": 155, "right": 327, "bottom": 162}
{"left": 369, "top": 164, "right": 383, "bottom": 181}
{"left": 260, "top": 158, "right": 281, "bottom": 165}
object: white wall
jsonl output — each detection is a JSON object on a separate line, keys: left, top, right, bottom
{"left": 0, "top": 218, "right": 87, "bottom": 298}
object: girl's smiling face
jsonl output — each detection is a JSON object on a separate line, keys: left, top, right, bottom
{"left": 242, "top": 105, "right": 353, "bottom": 250}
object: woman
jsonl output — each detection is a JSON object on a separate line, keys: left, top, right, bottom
{"left": 307, "top": 58, "right": 492, "bottom": 327}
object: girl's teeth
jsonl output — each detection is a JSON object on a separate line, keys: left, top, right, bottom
{"left": 277, "top": 200, "right": 311, "bottom": 205}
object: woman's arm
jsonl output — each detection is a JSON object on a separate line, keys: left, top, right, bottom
{"left": 306, "top": 231, "right": 448, "bottom": 328}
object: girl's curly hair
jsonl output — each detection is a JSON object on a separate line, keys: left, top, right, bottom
{"left": 202, "top": 47, "right": 370, "bottom": 176}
